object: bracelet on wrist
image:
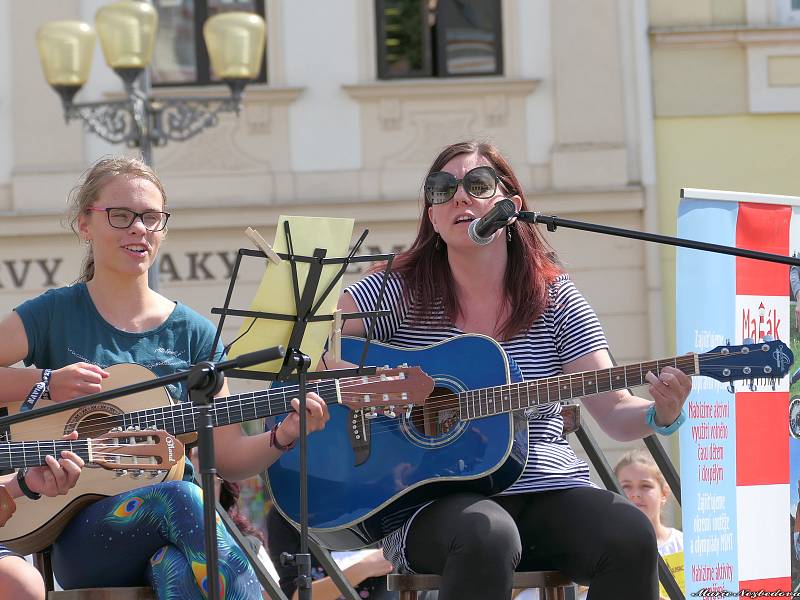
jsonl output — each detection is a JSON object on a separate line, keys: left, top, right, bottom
{"left": 269, "top": 423, "right": 297, "bottom": 452}
{"left": 20, "top": 368, "right": 53, "bottom": 412}
{"left": 16, "top": 468, "right": 41, "bottom": 500}
{"left": 645, "top": 403, "right": 687, "bottom": 436}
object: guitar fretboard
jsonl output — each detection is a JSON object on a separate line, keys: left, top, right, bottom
{"left": 459, "top": 355, "right": 698, "bottom": 419}
{"left": 120, "top": 381, "right": 341, "bottom": 436}
{"left": 0, "top": 440, "right": 91, "bottom": 471}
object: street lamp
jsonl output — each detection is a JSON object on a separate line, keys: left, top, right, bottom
{"left": 35, "top": 0, "right": 266, "bottom": 289}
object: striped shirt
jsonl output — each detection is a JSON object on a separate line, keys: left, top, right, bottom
{"left": 0, "top": 544, "right": 13, "bottom": 560}
{"left": 345, "top": 272, "right": 609, "bottom": 571}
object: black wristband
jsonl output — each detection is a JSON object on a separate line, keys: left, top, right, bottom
{"left": 16, "top": 468, "right": 42, "bottom": 500}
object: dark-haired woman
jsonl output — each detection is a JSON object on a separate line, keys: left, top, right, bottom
{"left": 337, "top": 141, "right": 691, "bottom": 600}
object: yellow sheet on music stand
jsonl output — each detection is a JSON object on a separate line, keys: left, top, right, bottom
{"left": 228, "top": 215, "right": 354, "bottom": 373}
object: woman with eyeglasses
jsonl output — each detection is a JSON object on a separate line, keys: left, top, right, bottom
{"left": 336, "top": 141, "right": 692, "bottom": 600}
{"left": 0, "top": 156, "right": 329, "bottom": 599}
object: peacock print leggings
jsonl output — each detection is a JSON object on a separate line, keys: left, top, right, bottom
{"left": 51, "top": 480, "right": 261, "bottom": 600}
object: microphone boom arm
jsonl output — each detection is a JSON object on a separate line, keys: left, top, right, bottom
{"left": 517, "top": 210, "right": 800, "bottom": 267}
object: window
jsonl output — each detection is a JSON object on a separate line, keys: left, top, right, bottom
{"left": 376, "top": 0, "right": 503, "bottom": 79}
{"left": 776, "top": 0, "right": 800, "bottom": 24}
{"left": 151, "top": 0, "right": 267, "bottom": 86}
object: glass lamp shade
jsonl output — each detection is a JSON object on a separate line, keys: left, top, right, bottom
{"left": 95, "top": 0, "right": 158, "bottom": 70}
{"left": 204, "top": 12, "right": 266, "bottom": 80}
{"left": 36, "top": 21, "right": 96, "bottom": 87}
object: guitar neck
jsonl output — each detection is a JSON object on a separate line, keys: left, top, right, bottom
{"left": 0, "top": 440, "right": 91, "bottom": 471}
{"left": 120, "top": 380, "right": 341, "bottom": 436}
{"left": 459, "top": 354, "right": 699, "bottom": 419}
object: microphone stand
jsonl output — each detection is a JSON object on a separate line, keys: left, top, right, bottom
{"left": 517, "top": 210, "right": 800, "bottom": 267}
{"left": 514, "top": 210, "right": 800, "bottom": 600}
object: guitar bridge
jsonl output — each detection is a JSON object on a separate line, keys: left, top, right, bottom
{"left": 348, "top": 409, "right": 371, "bottom": 466}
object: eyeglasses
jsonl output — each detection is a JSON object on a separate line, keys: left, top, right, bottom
{"left": 87, "top": 207, "right": 170, "bottom": 232}
{"left": 424, "top": 166, "right": 501, "bottom": 205}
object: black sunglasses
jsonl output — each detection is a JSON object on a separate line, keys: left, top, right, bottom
{"left": 424, "top": 166, "right": 501, "bottom": 205}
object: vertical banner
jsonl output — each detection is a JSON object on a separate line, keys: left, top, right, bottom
{"left": 677, "top": 189, "right": 795, "bottom": 596}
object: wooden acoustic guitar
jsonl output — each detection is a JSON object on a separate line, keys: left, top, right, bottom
{"left": 0, "top": 363, "right": 433, "bottom": 554}
{"left": 0, "top": 429, "right": 182, "bottom": 550}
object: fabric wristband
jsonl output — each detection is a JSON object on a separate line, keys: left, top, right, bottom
{"left": 20, "top": 368, "right": 53, "bottom": 412}
{"left": 645, "top": 403, "right": 687, "bottom": 436}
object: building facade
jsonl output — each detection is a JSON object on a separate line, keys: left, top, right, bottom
{"left": 650, "top": 0, "right": 800, "bottom": 350}
{"left": 1, "top": 0, "right": 662, "bottom": 475}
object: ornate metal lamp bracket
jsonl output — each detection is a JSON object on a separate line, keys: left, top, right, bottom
{"left": 63, "top": 88, "right": 243, "bottom": 148}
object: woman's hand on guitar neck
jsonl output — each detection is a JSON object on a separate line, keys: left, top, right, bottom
{"left": 275, "top": 393, "right": 330, "bottom": 446}
{"left": 48, "top": 362, "right": 110, "bottom": 402}
{"left": 14, "top": 431, "right": 85, "bottom": 498}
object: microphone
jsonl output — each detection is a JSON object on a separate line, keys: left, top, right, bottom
{"left": 467, "top": 198, "right": 517, "bottom": 245}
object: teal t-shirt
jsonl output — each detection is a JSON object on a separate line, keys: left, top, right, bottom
{"left": 16, "top": 283, "right": 223, "bottom": 403}
{"left": 15, "top": 283, "right": 225, "bottom": 481}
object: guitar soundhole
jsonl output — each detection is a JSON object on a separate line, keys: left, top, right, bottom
{"left": 65, "top": 403, "right": 124, "bottom": 439}
{"left": 407, "top": 387, "right": 461, "bottom": 438}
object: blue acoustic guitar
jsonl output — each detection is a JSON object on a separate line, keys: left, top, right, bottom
{"left": 267, "top": 334, "right": 793, "bottom": 550}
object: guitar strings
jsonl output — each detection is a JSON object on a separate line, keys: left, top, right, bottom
{"left": 4, "top": 349, "right": 784, "bottom": 441}
{"left": 0, "top": 439, "right": 176, "bottom": 462}
{"left": 2, "top": 349, "right": 779, "bottom": 441}
{"left": 2, "top": 374, "right": 400, "bottom": 439}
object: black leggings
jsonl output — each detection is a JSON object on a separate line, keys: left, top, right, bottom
{"left": 404, "top": 488, "right": 658, "bottom": 600}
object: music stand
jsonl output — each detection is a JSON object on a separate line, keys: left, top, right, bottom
{"left": 209, "top": 221, "right": 394, "bottom": 600}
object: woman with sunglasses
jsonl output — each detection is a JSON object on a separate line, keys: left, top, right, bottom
{"left": 0, "top": 156, "right": 329, "bottom": 599}
{"left": 337, "top": 141, "right": 691, "bottom": 600}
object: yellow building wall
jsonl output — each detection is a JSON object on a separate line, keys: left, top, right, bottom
{"left": 656, "top": 114, "right": 800, "bottom": 351}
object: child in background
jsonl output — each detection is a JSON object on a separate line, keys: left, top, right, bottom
{"left": 614, "top": 449, "right": 683, "bottom": 555}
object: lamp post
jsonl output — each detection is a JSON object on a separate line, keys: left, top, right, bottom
{"left": 36, "top": 0, "right": 266, "bottom": 290}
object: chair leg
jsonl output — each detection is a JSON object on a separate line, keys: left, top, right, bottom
{"left": 33, "top": 549, "right": 54, "bottom": 592}
{"left": 542, "top": 587, "right": 566, "bottom": 600}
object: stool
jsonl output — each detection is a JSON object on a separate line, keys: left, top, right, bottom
{"left": 48, "top": 589, "right": 155, "bottom": 600}
{"left": 387, "top": 570, "right": 574, "bottom": 600}
{"left": 33, "top": 550, "right": 156, "bottom": 600}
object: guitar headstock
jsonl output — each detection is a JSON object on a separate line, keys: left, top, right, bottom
{"left": 89, "top": 429, "right": 184, "bottom": 473}
{"left": 339, "top": 366, "right": 434, "bottom": 416}
{"left": 700, "top": 340, "right": 794, "bottom": 383}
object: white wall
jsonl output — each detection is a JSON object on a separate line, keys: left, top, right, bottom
{"left": 0, "top": 0, "right": 12, "bottom": 185}
{"left": 518, "top": 0, "right": 554, "bottom": 167}
{"left": 284, "top": 0, "right": 361, "bottom": 173}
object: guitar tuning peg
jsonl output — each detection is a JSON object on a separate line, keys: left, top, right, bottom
{"left": 725, "top": 338, "right": 731, "bottom": 346}
{"left": 115, "top": 470, "right": 129, "bottom": 478}
{"left": 383, "top": 405, "right": 397, "bottom": 418}
{"left": 405, "top": 404, "right": 414, "bottom": 419}
{"left": 763, "top": 335, "right": 774, "bottom": 342}
{"left": 743, "top": 337, "right": 754, "bottom": 345}
{"left": 365, "top": 407, "right": 378, "bottom": 419}
{"left": 748, "top": 379, "right": 756, "bottom": 392}
{"left": 726, "top": 382, "right": 735, "bottom": 394}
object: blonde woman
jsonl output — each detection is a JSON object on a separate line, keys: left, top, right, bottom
{"left": 0, "top": 157, "right": 328, "bottom": 599}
